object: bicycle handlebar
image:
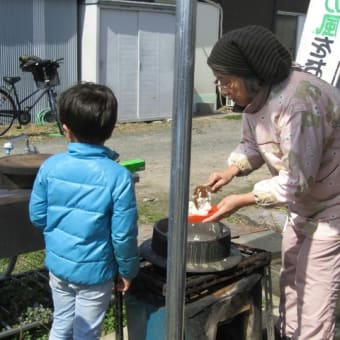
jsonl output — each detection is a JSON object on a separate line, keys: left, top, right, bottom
{"left": 36, "top": 58, "right": 63, "bottom": 68}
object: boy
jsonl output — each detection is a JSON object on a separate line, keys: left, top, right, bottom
{"left": 29, "top": 82, "right": 139, "bottom": 339}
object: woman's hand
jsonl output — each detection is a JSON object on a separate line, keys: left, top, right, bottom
{"left": 205, "top": 165, "right": 240, "bottom": 192}
{"left": 203, "top": 192, "right": 255, "bottom": 222}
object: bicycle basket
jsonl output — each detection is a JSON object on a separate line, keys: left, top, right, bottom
{"left": 19, "top": 56, "right": 60, "bottom": 89}
{"left": 31, "top": 62, "right": 60, "bottom": 89}
{"left": 19, "top": 55, "right": 42, "bottom": 72}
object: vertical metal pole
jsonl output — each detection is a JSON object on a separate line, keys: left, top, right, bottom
{"left": 165, "top": 1, "right": 197, "bottom": 340}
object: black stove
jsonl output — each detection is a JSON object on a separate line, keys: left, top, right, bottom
{"left": 135, "top": 243, "right": 271, "bottom": 303}
{"left": 127, "top": 243, "right": 273, "bottom": 340}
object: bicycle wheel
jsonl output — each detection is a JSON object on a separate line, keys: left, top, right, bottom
{"left": 0, "top": 89, "right": 16, "bottom": 136}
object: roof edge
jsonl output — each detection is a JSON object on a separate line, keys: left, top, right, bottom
{"left": 80, "top": 0, "right": 176, "bottom": 11}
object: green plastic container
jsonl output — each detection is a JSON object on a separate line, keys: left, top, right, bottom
{"left": 120, "top": 159, "right": 145, "bottom": 173}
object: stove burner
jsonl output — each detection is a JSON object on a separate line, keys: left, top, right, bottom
{"left": 135, "top": 243, "right": 271, "bottom": 303}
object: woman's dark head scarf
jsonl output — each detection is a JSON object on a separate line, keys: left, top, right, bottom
{"left": 207, "top": 25, "right": 292, "bottom": 86}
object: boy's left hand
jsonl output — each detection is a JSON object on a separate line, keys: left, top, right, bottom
{"left": 115, "top": 275, "right": 131, "bottom": 292}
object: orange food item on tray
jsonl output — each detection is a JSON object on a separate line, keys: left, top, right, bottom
{"left": 188, "top": 205, "right": 218, "bottom": 223}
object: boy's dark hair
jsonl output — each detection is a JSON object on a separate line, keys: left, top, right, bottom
{"left": 58, "top": 82, "right": 118, "bottom": 144}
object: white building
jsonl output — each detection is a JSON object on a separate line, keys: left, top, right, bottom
{"left": 80, "top": 0, "right": 222, "bottom": 122}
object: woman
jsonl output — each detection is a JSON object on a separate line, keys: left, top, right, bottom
{"left": 203, "top": 25, "right": 340, "bottom": 340}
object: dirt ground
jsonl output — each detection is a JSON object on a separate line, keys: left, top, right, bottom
{"left": 1, "top": 111, "right": 286, "bottom": 238}
{"left": 108, "top": 113, "right": 271, "bottom": 215}
{"left": 105, "top": 113, "right": 279, "bottom": 238}
{"left": 1, "top": 112, "right": 275, "bottom": 231}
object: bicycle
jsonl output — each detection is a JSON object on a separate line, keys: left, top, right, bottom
{"left": 0, "top": 56, "right": 64, "bottom": 136}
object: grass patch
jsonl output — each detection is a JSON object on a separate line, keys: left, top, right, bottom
{"left": 0, "top": 123, "right": 62, "bottom": 141}
{"left": 0, "top": 252, "right": 129, "bottom": 338}
{"left": 14, "top": 250, "right": 45, "bottom": 273}
{"left": 0, "top": 250, "right": 45, "bottom": 278}
{"left": 223, "top": 113, "right": 242, "bottom": 120}
{"left": 138, "top": 201, "right": 167, "bottom": 225}
{"left": 102, "top": 300, "right": 127, "bottom": 336}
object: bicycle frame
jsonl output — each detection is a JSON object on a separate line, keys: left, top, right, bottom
{"left": 8, "top": 83, "right": 56, "bottom": 116}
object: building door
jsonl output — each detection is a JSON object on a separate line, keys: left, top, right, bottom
{"left": 100, "top": 8, "right": 175, "bottom": 122}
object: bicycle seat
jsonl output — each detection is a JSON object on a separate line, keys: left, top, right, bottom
{"left": 3, "top": 76, "right": 21, "bottom": 85}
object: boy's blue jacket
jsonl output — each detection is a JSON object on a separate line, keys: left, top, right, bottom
{"left": 29, "top": 143, "right": 140, "bottom": 285}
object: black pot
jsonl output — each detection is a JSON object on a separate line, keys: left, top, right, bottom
{"left": 139, "top": 218, "right": 242, "bottom": 273}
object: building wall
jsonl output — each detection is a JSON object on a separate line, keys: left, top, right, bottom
{"left": 194, "top": 2, "right": 221, "bottom": 114}
{"left": 212, "top": 0, "right": 309, "bottom": 32}
{"left": 0, "top": 0, "right": 78, "bottom": 122}
{"left": 276, "top": 0, "right": 309, "bottom": 13}
{"left": 219, "top": 0, "right": 275, "bottom": 31}
{"left": 80, "top": 0, "right": 221, "bottom": 121}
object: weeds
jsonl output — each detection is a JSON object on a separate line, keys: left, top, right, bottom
{"left": 138, "top": 200, "right": 167, "bottom": 225}
{"left": 223, "top": 113, "right": 242, "bottom": 120}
